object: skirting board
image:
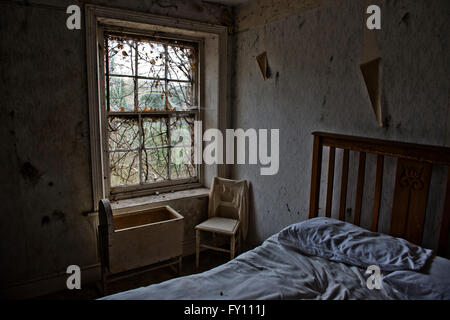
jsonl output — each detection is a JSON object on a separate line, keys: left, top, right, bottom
{"left": 0, "top": 264, "right": 101, "bottom": 300}
{"left": 1, "top": 238, "right": 198, "bottom": 299}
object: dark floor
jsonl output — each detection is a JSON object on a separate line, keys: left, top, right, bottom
{"left": 36, "top": 250, "right": 231, "bottom": 300}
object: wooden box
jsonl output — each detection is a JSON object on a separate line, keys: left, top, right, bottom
{"left": 98, "top": 200, "right": 184, "bottom": 286}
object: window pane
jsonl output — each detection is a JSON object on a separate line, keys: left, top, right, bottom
{"left": 170, "top": 147, "right": 196, "bottom": 180}
{"left": 142, "top": 148, "right": 169, "bottom": 183}
{"left": 167, "top": 81, "right": 194, "bottom": 110}
{"left": 143, "top": 118, "right": 168, "bottom": 148}
{"left": 138, "top": 79, "right": 166, "bottom": 111}
{"left": 167, "top": 46, "right": 195, "bottom": 81}
{"left": 110, "top": 151, "right": 140, "bottom": 187}
{"left": 137, "top": 42, "right": 165, "bottom": 78}
{"left": 108, "top": 117, "right": 140, "bottom": 151}
{"left": 109, "top": 76, "right": 135, "bottom": 111}
{"left": 169, "top": 116, "right": 194, "bottom": 146}
{"left": 107, "top": 39, "right": 135, "bottom": 76}
{"left": 105, "top": 33, "right": 199, "bottom": 190}
{"left": 169, "top": 116, "right": 196, "bottom": 180}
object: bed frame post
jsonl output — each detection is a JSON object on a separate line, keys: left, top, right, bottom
{"left": 353, "top": 152, "right": 366, "bottom": 226}
{"left": 309, "top": 134, "right": 323, "bottom": 218}
{"left": 438, "top": 168, "right": 450, "bottom": 256}
{"left": 325, "top": 147, "right": 336, "bottom": 218}
{"left": 338, "top": 149, "right": 350, "bottom": 221}
{"left": 371, "top": 155, "right": 384, "bottom": 232}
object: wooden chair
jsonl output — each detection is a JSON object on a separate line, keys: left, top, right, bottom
{"left": 195, "top": 177, "right": 248, "bottom": 269}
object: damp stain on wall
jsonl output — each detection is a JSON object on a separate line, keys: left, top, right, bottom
{"left": 20, "top": 161, "right": 42, "bottom": 186}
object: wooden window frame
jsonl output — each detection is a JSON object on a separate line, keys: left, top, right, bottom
{"left": 86, "top": 5, "right": 228, "bottom": 209}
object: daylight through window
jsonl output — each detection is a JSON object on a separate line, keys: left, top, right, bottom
{"left": 104, "top": 32, "right": 199, "bottom": 191}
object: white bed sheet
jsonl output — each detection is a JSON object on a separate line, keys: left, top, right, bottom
{"left": 101, "top": 234, "right": 450, "bottom": 300}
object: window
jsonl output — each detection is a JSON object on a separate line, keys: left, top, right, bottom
{"left": 86, "top": 5, "right": 228, "bottom": 207}
{"left": 104, "top": 31, "right": 200, "bottom": 194}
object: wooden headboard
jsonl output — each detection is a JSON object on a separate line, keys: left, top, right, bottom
{"left": 308, "top": 132, "right": 450, "bottom": 256}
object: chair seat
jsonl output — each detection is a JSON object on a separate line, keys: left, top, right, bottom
{"left": 195, "top": 217, "right": 240, "bottom": 235}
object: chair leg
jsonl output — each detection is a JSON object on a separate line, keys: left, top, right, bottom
{"left": 99, "top": 268, "right": 108, "bottom": 296}
{"left": 196, "top": 229, "right": 200, "bottom": 270}
{"left": 230, "top": 234, "right": 236, "bottom": 260}
{"left": 237, "top": 229, "right": 241, "bottom": 255}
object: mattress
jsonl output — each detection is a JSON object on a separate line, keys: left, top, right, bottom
{"left": 101, "top": 233, "right": 450, "bottom": 300}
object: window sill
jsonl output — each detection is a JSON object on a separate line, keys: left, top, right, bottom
{"left": 86, "top": 187, "right": 209, "bottom": 217}
{"left": 110, "top": 187, "right": 210, "bottom": 214}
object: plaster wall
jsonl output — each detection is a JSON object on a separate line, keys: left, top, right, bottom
{"left": 0, "top": 0, "right": 229, "bottom": 297}
{"left": 231, "top": 0, "right": 450, "bottom": 249}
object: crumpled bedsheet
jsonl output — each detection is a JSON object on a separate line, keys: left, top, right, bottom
{"left": 101, "top": 235, "right": 450, "bottom": 300}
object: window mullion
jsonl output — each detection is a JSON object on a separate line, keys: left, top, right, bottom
{"left": 134, "top": 41, "right": 139, "bottom": 112}
{"left": 105, "top": 37, "right": 110, "bottom": 112}
{"left": 164, "top": 44, "right": 171, "bottom": 181}
{"left": 139, "top": 114, "right": 144, "bottom": 185}
{"left": 135, "top": 42, "right": 144, "bottom": 185}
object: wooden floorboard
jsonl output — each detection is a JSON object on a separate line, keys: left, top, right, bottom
{"left": 35, "top": 249, "right": 240, "bottom": 300}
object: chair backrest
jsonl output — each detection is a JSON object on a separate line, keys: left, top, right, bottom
{"left": 208, "top": 177, "right": 248, "bottom": 221}
{"left": 208, "top": 177, "right": 249, "bottom": 240}
{"left": 215, "top": 201, "right": 240, "bottom": 220}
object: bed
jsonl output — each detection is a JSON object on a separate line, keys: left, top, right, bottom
{"left": 100, "top": 132, "right": 450, "bottom": 300}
